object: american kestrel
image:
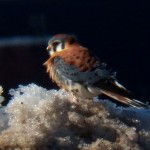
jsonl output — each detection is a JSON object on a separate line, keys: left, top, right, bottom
{"left": 44, "top": 34, "right": 148, "bottom": 108}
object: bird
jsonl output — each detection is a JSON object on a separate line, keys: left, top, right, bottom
{"left": 44, "top": 34, "right": 148, "bottom": 108}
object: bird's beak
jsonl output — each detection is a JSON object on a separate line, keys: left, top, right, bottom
{"left": 46, "top": 45, "right": 51, "bottom": 51}
{"left": 46, "top": 45, "right": 54, "bottom": 56}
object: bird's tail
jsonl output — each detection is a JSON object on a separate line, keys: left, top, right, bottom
{"left": 100, "top": 89, "right": 148, "bottom": 108}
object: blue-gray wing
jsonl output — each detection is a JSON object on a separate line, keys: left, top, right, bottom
{"left": 53, "top": 57, "right": 116, "bottom": 85}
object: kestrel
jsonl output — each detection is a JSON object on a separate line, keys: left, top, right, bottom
{"left": 44, "top": 34, "right": 148, "bottom": 108}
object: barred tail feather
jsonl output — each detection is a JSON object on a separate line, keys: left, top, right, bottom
{"left": 101, "top": 90, "right": 148, "bottom": 108}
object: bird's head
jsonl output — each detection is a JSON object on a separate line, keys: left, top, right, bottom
{"left": 46, "top": 34, "right": 78, "bottom": 56}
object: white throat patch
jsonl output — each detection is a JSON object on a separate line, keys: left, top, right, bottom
{"left": 49, "top": 49, "right": 54, "bottom": 55}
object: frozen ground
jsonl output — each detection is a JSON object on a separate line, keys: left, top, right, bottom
{"left": 0, "top": 84, "right": 150, "bottom": 150}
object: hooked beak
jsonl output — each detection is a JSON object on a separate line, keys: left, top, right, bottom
{"left": 46, "top": 45, "right": 54, "bottom": 56}
{"left": 46, "top": 45, "right": 51, "bottom": 50}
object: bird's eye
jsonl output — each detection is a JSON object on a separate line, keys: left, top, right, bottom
{"left": 52, "top": 42, "right": 60, "bottom": 51}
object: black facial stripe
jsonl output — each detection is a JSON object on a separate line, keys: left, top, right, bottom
{"left": 52, "top": 41, "right": 59, "bottom": 51}
{"left": 62, "top": 41, "right": 65, "bottom": 49}
{"left": 53, "top": 45, "right": 56, "bottom": 51}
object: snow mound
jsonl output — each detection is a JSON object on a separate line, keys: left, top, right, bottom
{"left": 0, "top": 84, "right": 150, "bottom": 150}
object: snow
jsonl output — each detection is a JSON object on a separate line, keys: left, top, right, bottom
{"left": 0, "top": 83, "right": 150, "bottom": 149}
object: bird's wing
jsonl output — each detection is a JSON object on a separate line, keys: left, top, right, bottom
{"left": 52, "top": 55, "right": 148, "bottom": 108}
{"left": 53, "top": 56, "right": 115, "bottom": 85}
{"left": 54, "top": 57, "right": 148, "bottom": 108}
{"left": 54, "top": 46, "right": 115, "bottom": 81}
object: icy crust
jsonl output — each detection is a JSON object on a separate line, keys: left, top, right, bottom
{"left": 0, "top": 84, "right": 150, "bottom": 150}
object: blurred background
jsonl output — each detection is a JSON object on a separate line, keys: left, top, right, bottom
{"left": 0, "top": 0, "right": 149, "bottom": 103}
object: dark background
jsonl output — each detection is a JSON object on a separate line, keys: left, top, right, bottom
{"left": 0, "top": 0, "right": 149, "bottom": 103}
